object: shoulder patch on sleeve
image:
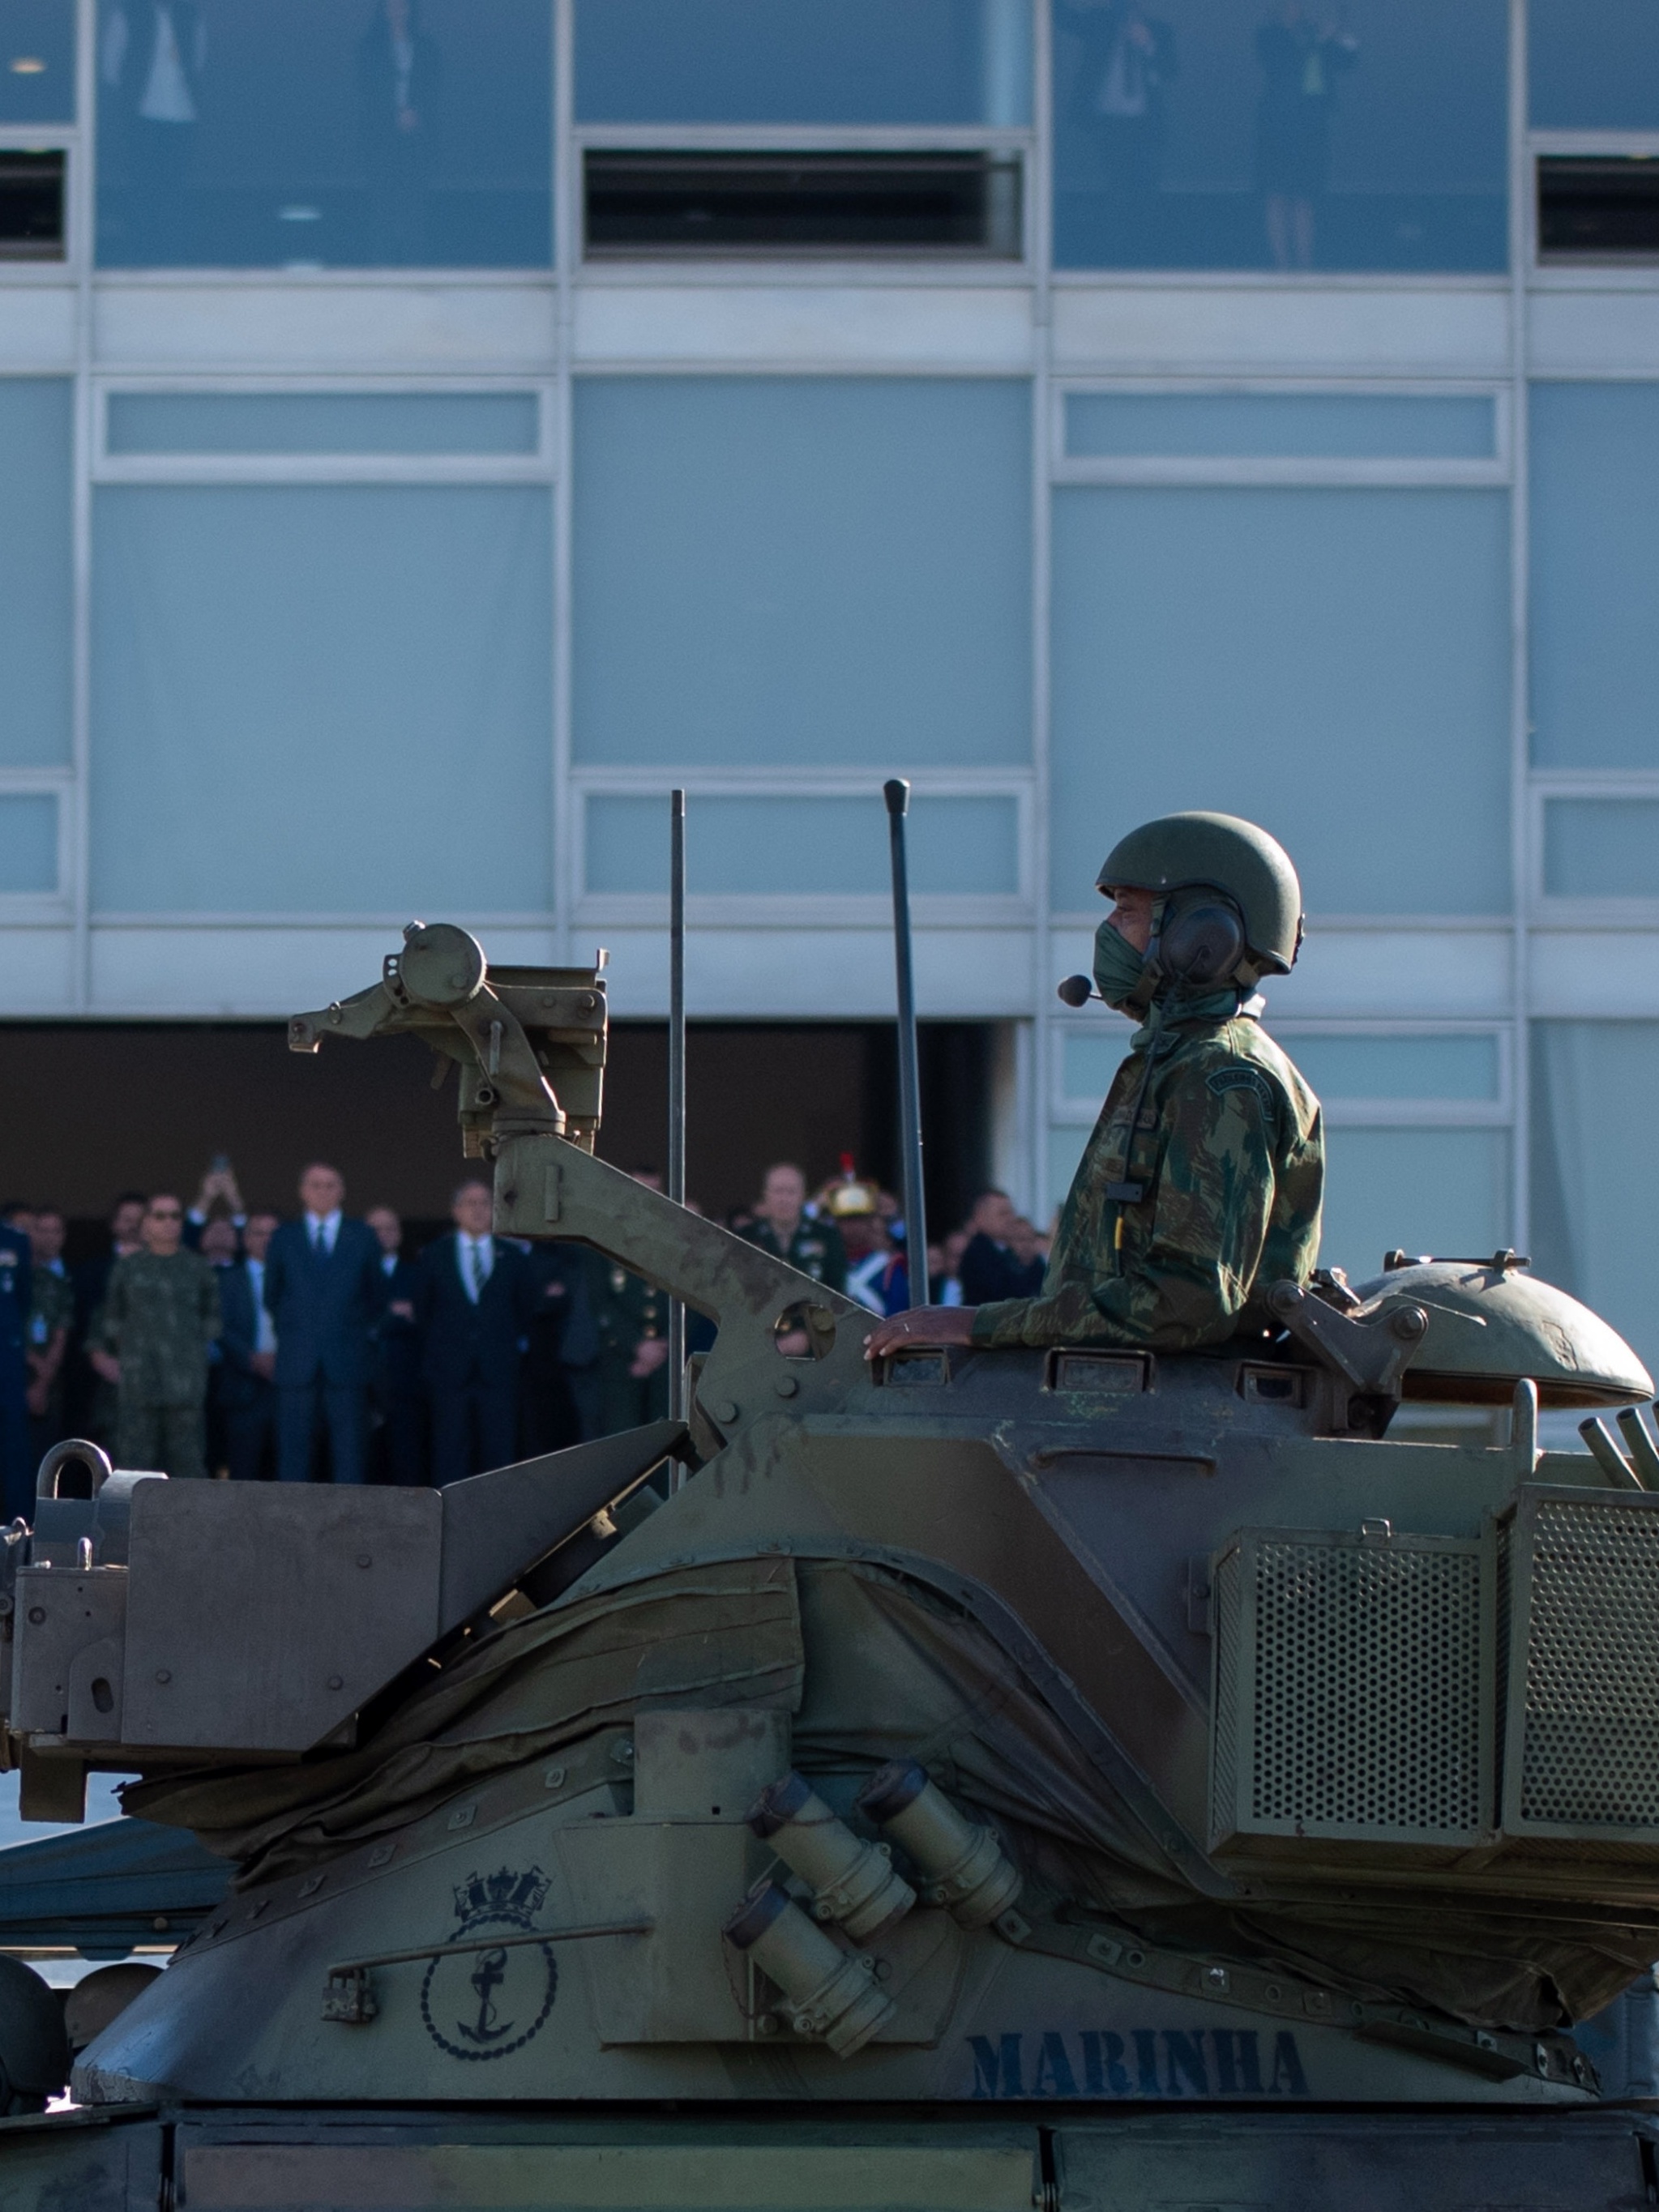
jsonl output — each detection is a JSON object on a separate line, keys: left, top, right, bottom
{"left": 1206, "top": 1064, "right": 1278, "bottom": 1113}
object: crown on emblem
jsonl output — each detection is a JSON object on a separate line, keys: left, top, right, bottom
{"left": 453, "top": 1864, "right": 550, "bottom": 1924}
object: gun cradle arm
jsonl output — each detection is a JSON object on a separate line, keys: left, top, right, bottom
{"left": 288, "top": 925, "right": 874, "bottom": 1416}
{"left": 495, "top": 1133, "right": 872, "bottom": 1411}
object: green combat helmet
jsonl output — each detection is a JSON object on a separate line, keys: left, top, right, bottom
{"left": 1099, "top": 810, "right": 1305, "bottom": 989}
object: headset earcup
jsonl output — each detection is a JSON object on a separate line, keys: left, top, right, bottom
{"left": 1159, "top": 898, "right": 1246, "bottom": 988}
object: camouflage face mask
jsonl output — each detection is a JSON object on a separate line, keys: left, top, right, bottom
{"left": 1092, "top": 915, "right": 1149, "bottom": 1011}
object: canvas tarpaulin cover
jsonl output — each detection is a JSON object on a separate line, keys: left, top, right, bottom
{"left": 126, "top": 1552, "right": 1659, "bottom": 2032}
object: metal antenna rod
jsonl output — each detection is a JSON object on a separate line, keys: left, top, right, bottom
{"left": 668, "top": 790, "right": 687, "bottom": 1445}
{"left": 883, "top": 779, "right": 928, "bottom": 1309}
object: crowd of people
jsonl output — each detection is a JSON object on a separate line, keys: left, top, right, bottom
{"left": 0, "top": 1155, "right": 1051, "bottom": 1519}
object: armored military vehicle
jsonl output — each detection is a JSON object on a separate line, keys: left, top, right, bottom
{"left": 3, "top": 920, "right": 1659, "bottom": 2210}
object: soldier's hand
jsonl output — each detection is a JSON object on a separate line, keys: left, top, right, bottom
{"left": 863, "top": 1306, "right": 977, "bottom": 1360}
{"left": 90, "top": 1350, "right": 121, "bottom": 1386}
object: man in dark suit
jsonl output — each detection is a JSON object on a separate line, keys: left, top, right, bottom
{"left": 263, "top": 1164, "right": 385, "bottom": 1485}
{"left": 367, "top": 1204, "right": 425, "bottom": 1485}
{"left": 958, "top": 1188, "right": 1045, "bottom": 1305}
{"left": 216, "top": 1210, "right": 280, "bottom": 1481}
{"left": 417, "top": 1179, "right": 536, "bottom": 1488}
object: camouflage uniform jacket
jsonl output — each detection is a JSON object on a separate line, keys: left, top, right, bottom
{"left": 28, "top": 1263, "right": 74, "bottom": 1352}
{"left": 99, "top": 1249, "right": 221, "bottom": 1405}
{"left": 738, "top": 1215, "right": 848, "bottom": 1296}
{"left": 973, "top": 999, "right": 1323, "bottom": 1352}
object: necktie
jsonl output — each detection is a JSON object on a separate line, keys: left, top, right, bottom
{"left": 470, "top": 1240, "right": 487, "bottom": 1298}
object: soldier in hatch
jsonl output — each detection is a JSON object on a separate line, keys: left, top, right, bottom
{"left": 865, "top": 812, "right": 1323, "bottom": 1360}
{"left": 96, "top": 1193, "right": 222, "bottom": 1479}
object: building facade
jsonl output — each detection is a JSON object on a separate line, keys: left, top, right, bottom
{"left": 1, "top": 0, "right": 1657, "bottom": 1370}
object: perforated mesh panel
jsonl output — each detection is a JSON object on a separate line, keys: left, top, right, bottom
{"left": 1212, "top": 1548, "right": 1240, "bottom": 1830}
{"left": 1511, "top": 1497, "right": 1659, "bottom": 1830}
{"left": 1212, "top": 1531, "right": 1486, "bottom": 1845}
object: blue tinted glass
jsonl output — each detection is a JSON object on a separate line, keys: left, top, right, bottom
{"left": 1050, "top": 486, "right": 1511, "bottom": 914}
{"left": 1532, "top": 0, "right": 1659, "bottom": 129}
{"left": 1531, "top": 384, "right": 1659, "bottom": 771}
{"left": 1066, "top": 391, "right": 1497, "bottom": 460}
{"left": 108, "top": 391, "right": 541, "bottom": 455}
{"left": 0, "top": 0, "right": 73, "bottom": 121}
{"left": 1532, "top": 1023, "right": 1659, "bottom": 1379}
{"left": 96, "top": 0, "right": 550, "bottom": 269}
{"left": 577, "top": 0, "right": 1030, "bottom": 126}
{"left": 0, "top": 379, "right": 72, "bottom": 768}
{"left": 1061, "top": 1030, "right": 1126, "bottom": 1100}
{"left": 92, "top": 485, "right": 553, "bottom": 912}
{"left": 586, "top": 794, "right": 1019, "bottom": 897}
{"left": 1318, "top": 1128, "right": 1507, "bottom": 1279}
{"left": 574, "top": 378, "right": 1032, "bottom": 769}
{"left": 1544, "top": 800, "right": 1659, "bottom": 899}
{"left": 1054, "top": 0, "right": 1506, "bottom": 272}
{"left": 0, "top": 796, "right": 58, "bottom": 894}
{"left": 1284, "top": 1033, "right": 1500, "bottom": 1100}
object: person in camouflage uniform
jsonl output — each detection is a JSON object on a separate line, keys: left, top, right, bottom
{"left": 98, "top": 1194, "right": 222, "bottom": 1479}
{"left": 865, "top": 813, "right": 1323, "bottom": 1359}
{"left": 739, "top": 1164, "right": 847, "bottom": 1294}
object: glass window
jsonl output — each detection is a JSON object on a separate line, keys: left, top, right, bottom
{"left": 1050, "top": 487, "right": 1511, "bottom": 914}
{"left": 1542, "top": 798, "right": 1659, "bottom": 900}
{"left": 576, "top": 0, "right": 1031, "bottom": 126}
{"left": 107, "top": 391, "right": 541, "bottom": 457}
{"left": 1319, "top": 1127, "right": 1508, "bottom": 1281}
{"left": 1284, "top": 1032, "right": 1500, "bottom": 1101}
{"left": 1054, "top": 0, "right": 1506, "bottom": 273}
{"left": 0, "top": 795, "right": 58, "bottom": 894}
{"left": 1065, "top": 391, "right": 1497, "bottom": 462}
{"left": 573, "top": 378, "right": 1032, "bottom": 769}
{"left": 91, "top": 485, "right": 553, "bottom": 912}
{"left": 1531, "top": 0, "right": 1659, "bottom": 130}
{"left": 1061, "top": 1026, "right": 1130, "bottom": 1102}
{"left": 1532, "top": 1022, "right": 1659, "bottom": 1382}
{"left": 95, "top": 0, "right": 550, "bottom": 269}
{"left": 1531, "top": 383, "right": 1659, "bottom": 771}
{"left": 0, "top": 379, "right": 72, "bottom": 769}
{"left": 1044, "top": 1112, "right": 1507, "bottom": 1256}
{"left": 0, "top": 0, "right": 73, "bottom": 122}
{"left": 585, "top": 792, "right": 1020, "bottom": 898}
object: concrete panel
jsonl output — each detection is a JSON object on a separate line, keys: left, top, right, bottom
{"left": 574, "top": 282, "right": 1036, "bottom": 369}
{"left": 92, "top": 281, "right": 557, "bottom": 374}
{"left": 1053, "top": 281, "right": 1511, "bottom": 378}
{"left": 1529, "top": 928, "right": 1659, "bottom": 1016}
{"left": 0, "top": 927, "right": 75, "bottom": 1014}
{"left": 0, "top": 284, "right": 75, "bottom": 369}
{"left": 88, "top": 924, "right": 558, "bottom": 1016}
{"left": 1529, "top": 285, "right": 1659, "bottom": 378}
{"left": 1048, "top": 920, "right": 1515, "bottom": 1019}
{"left": 599, "top": 925, "right": 1037, "bottom": 1019}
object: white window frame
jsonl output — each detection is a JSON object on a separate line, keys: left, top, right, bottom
{"left": 573, "top": 767, "right": 1035, "bottom": 929}
{"left": 573, "top": 124, "right": 1037, "bottom": 283}
{"left": 1530, "top": 771, "right": 1659, "bottom": 919}
{"left": 1050, "top": 1014, "right": 1512, "bottom": 1126}
{"left": 0, "top": 773, "right": 73, "bottom": 914}
{"left": 1529, "top": 130, "right": 1659, "bottom": 282}
{"left": 91, "top": 377, "right": 558, "bottom": 485}
{"left": 1052, "top": 377, "right": 1512, "bottom": 489}
{"left": 0, "top": 123, "right": 79, "bottom": 284}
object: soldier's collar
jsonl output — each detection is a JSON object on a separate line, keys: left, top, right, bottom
{"left": 1131, "top": 985, "right": 1247, "bottom": 1048}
